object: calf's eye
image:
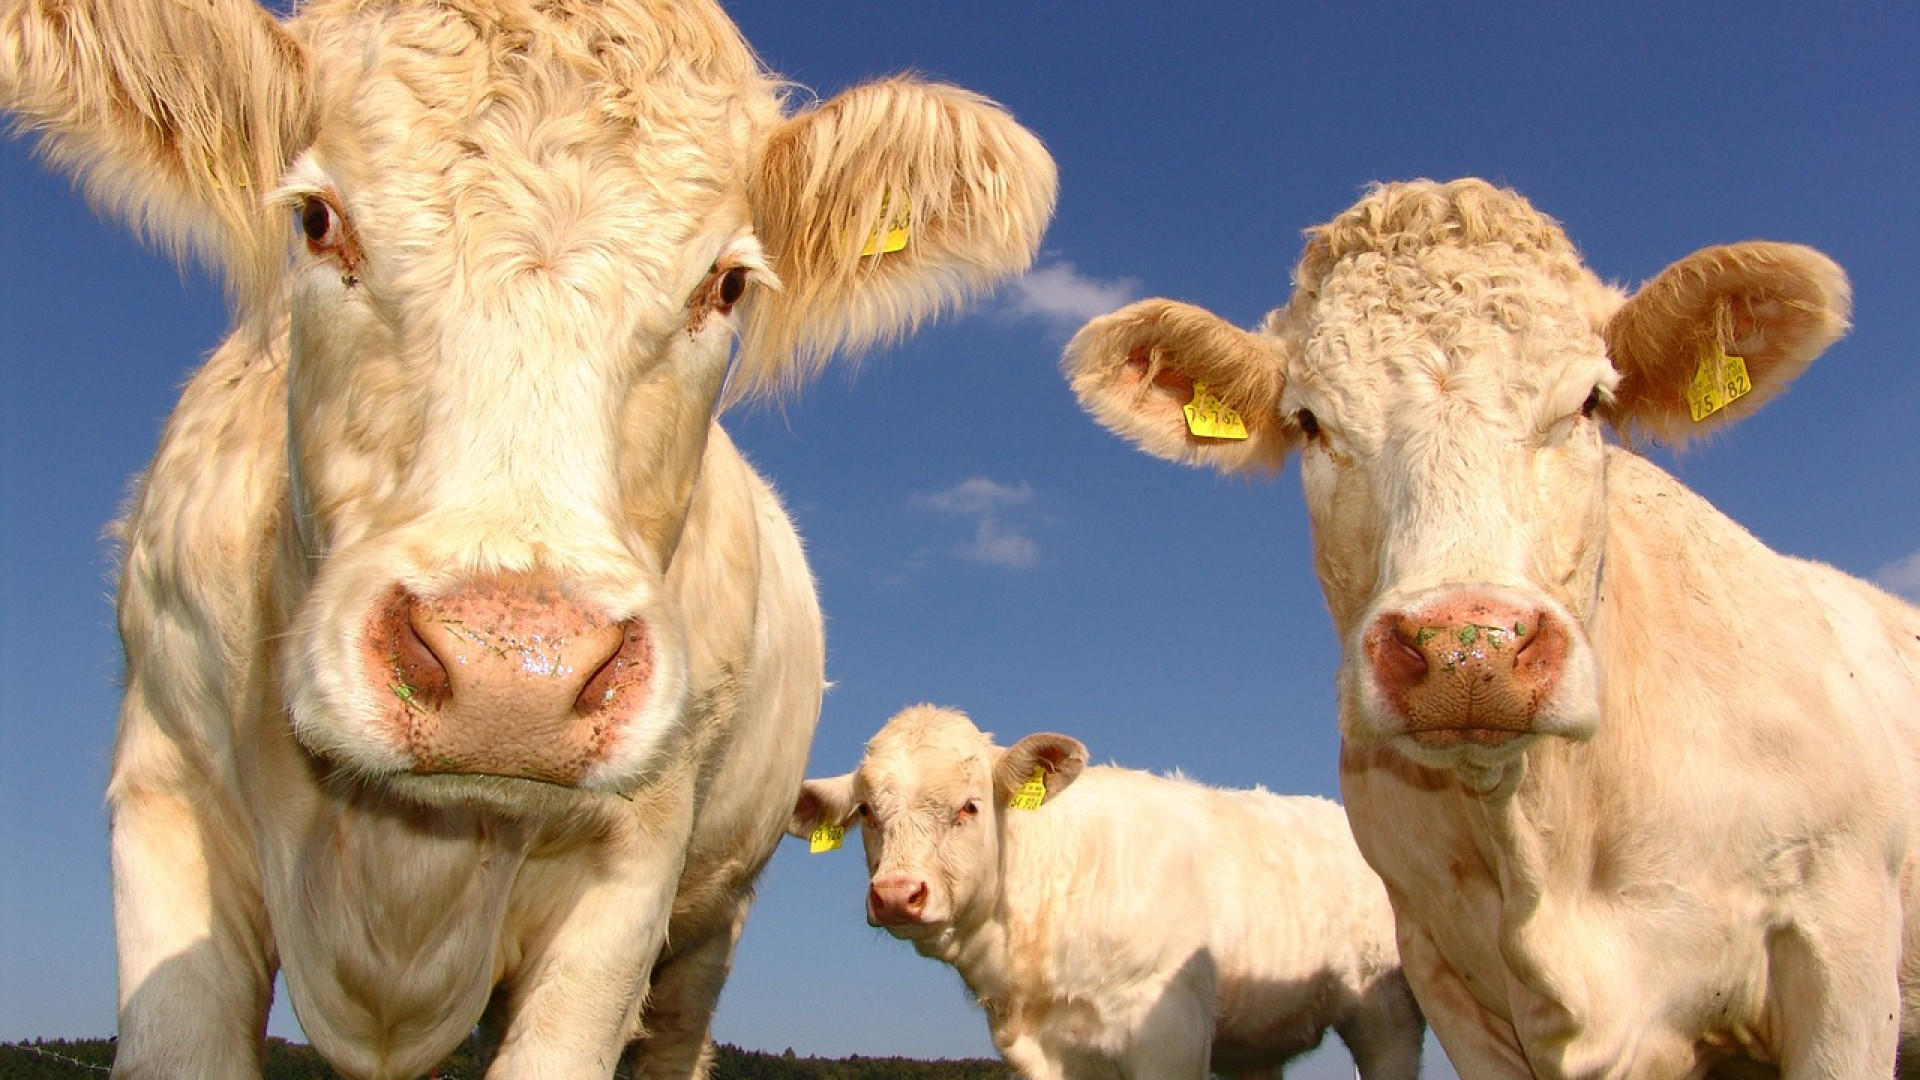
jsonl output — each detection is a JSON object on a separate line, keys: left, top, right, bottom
{"left": 1295, "top": 409, "right": 1322, "bottom": 439}
{"left": 958, "top": 800, "right": 980, "bottom": 821}
{"left": 1580, "top": 386, "right": 1602, "bottom": 418}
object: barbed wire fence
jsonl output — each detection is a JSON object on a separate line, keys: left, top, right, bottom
{"left": 0, "top": 1039, "right": 651, "bottom": 1080}
{"left": 0, "top": 1040, "right": 113, "bottom": 1074}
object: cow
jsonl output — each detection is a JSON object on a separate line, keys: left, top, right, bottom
{"left": 0, "top": 1, "right": 1056, "bottom": 1076}
{"left": 787, "top": 704, "right": 1426, "bottom": 1080}
{"left": 1062, "top": 178, "right": 1920, "bottom": 1078}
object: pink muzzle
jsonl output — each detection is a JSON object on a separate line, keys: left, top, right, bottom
{"left": 363, "top": 570, "right": 653, "bottom": 785}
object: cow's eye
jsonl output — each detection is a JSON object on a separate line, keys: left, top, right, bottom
{"left": 958, "top": 799, "right": 980, "bottom": 822}
{"left": 855, "top": 802, "right": 872, "bottom": 822}
{"left": 1295, "top": 409, "right": 1322, "bottom": 440}
{"left": 1580, "top": 386, "right": 1603, "bottom": 418}
{"left": 298, "top": 196, "right": 342, "bottom": 252}
{"left": 718, "top": 266, "right": 749, "bottom": 308}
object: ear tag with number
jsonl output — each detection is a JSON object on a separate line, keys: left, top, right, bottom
{"left": 858, "top": 194, "right": 912, "bottom": 257}
{"left": 1183, "top": 381, "right": 1249, "bottom": 440}
{"left": 1686, "top": 342, "right": 1752, "bottom": 423}
{"left": 808, "top": 823, "right": 846, "bottom": 853}
{"left": 1009, "top": 766, "right": 1048, "bottom": 811}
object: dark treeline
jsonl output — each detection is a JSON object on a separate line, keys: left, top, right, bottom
{"left": 0, "top": 1038, "right": 1013, "bottom": 1080}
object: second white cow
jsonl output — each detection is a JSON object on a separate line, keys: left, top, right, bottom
{"left": 789, "top": 704, "right": 1425, "bottom": 1080}
{"left": 1065, "top": 178, "right": 1920, "bottom": 1078}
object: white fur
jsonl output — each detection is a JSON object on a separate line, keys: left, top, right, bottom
{"left": 1065, "top": 179, "right": 1919, "bottom": 1078}
{"left": 2, "top": 1, "right": 1055, "bottom": 1076}
{"left": 792, "top": 705, "right": 1425, "bottom": 1080}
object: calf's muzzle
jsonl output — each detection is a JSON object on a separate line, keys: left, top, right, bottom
{"left": 867, "top": 875, "right": 931, "bottom": 927}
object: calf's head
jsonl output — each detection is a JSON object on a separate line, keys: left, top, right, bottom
{"left": 11, "top": 0, "right": 1054, "bottom": 803}
{"left": 787, "top": 705, "right": 1085, "bottom": 938}
{"left": 1065, "top": 179, "right": 1847, "bottom": 783}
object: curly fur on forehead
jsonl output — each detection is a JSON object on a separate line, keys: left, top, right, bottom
{"left": 860, "top": 704, "right": 994, "bottom": 781}
{"left": 1291, "top": 178, "right": 1590, "bottom": 304}
{"left": 299, "top": 0, "right": 775, "bottom": 126}
{"left": 1263, "top": 178, "right": 1624, "bottom": 445}
{"left": 277, "top": 0, "right": 784, "bottom": 330}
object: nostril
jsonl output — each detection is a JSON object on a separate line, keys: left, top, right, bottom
{"left": 907, "top": 882, "right": 928, "bottom": 911}
{"left": 573, "top": 620, "right": 650, "bottom": 716}
{"left": 384, "top": 593, "right": 453, "bottom": 708}
{"left": 1368, "top": 615, "right": 1430, "bottom": 691}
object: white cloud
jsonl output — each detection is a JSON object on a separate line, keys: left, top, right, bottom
{"left": 910, "top": 476, "right": 1042, "bottom": 570}
{"left": 1000, "top": 261, "right": 1140, "bottom": 334}
{"left": 1875, "top": 548, "right": 1920, "bottom": 604}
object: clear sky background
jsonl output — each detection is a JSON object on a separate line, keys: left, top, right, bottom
{"left": 4, "top": 3, "right": 1918, "bottom": 1078}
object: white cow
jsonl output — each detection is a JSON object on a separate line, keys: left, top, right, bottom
{"left": 1065, "top": 178, "right": 1920, "bottom": 1078}
{"left": 0, "top": 2, "right": 1055, "bottom": 1077}
{"left": 789, "top": 704, "right": 1426, "bottom": 1080}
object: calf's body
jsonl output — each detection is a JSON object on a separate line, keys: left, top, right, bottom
{"left": 792, "top": 705, "right": 1424, "bottom": 1080}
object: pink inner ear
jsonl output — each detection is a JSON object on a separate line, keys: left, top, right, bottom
{"left": 1726, "top": 296, "right": 1783, "bottom": 356}
{"left": 1123, "top": 345, "right": 1196, "bottom": 397}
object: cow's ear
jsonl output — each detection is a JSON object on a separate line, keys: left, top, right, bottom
{"left": 1063, "top": 298, "right": 1294, "bottom": 473}
{"left": 993, "top": 733, "right": 1088, "bottom": 806}
{"left": 735, "top": 77, "right": 1057, "bottom": 402}
{"left": 1603, "top": 242, "right": 1850, "bottom": 446}
{"left": 1, "top": 0, "right": 315, "bottom": 307}
{"left": 787, "top": 774, "right": 858, "bottom": 838}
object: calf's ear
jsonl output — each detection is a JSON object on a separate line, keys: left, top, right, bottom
{"left": 994, "top": 733, "right": 1089, "bottom": 806}
{"left": 787, "top": 774, "right": 858, "bottom": 838}
{"left": 736, "top": 77, "right": 1057, "bottom": 402}
{"left": 1603, "top": 242, "right": 1850, "bottom": 445}
{"left": 1063, "top": 298, "right": 1294, "bottom": 473}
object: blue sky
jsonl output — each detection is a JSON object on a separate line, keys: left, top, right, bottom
{"left": 3, "top": 3, "right": 1917, "bottom": 1077}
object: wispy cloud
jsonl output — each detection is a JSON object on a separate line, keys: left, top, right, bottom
{"left": 998, "top": 260, "right": 1140, "bottom": 336}
{"left": 1875, "top": 548, "right": 1920, "bottom": 604}
{"left": 909, "top": 476, "right": 1042, "bottom": 570}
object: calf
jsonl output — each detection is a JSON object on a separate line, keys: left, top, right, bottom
{"left": 0, "top": 1, "right": 1055, "bottom": 1076}
{"left": 1065, "top": 178, "right": 1920, "bottom": 1078}
{"left": 789, "top": 704, "right": 1425, "bottom": 1080}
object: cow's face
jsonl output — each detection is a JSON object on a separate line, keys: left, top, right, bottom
{"left": 788, "top": 706, "right": 1085, "bottom": 940}
{"left": 201, "top": 5, "right": 1057, "bottom": 805}
{"left": 1066, "top": 180, "right": 1848, "bottom": 788}
{"left": 275, "top": 13, "right": 770, "bottom": 799}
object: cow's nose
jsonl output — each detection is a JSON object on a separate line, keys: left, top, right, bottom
{"left": 366, "top": 570, "right": 653, "bottom": 784}
{"left": 1363, "top": 594, "right": 1569, "bottom": 745}
{"left": 868, "top": 876, "right": 931, "bottom": 926}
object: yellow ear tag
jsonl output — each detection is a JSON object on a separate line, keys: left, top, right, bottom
{"left": 858, "top": 194, "right": 912, "bottom": 257}
{"left": 808, "top": 823, "right": 846, "bottom": 854}
{"left": 1686, "top": 342, "right": 1752, "bottom": 423}
{"left": 1183, "top": 381, "right": 1249, "bottom": 440}
{"left": 1009, "top": 766, "right": 1048, "bottom": 811}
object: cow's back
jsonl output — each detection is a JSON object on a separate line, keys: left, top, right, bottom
{"left": 999, "top": 769, "right": 1403, "bottom": 1064}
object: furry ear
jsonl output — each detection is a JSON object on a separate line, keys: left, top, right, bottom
{"left": 1063, "top": 298, "right": 1295, "bottom": 473}
{"left": 735, "top": 76, "right": 1056, "bottom": 402}
{"left": 1603, "top": 242, "right": 1850, "bottom": 445}
{"left": 787, "top": 774, "right": 858, "bottom": 839}
{"left": 1, "top": 0, "right": 313, "bottom": 298}
{"left": 992, "top": 733, "right": 1088, "bottom": 807}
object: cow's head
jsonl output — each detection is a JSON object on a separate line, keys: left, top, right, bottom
{"left": 1065, "top": 179, "right": 1847, "bottom": 787}
{"left": 787, "top": 705, "right": 1085, "bottom": 940}
{"left": 10, "top": 0, "right": 1054, "bottom": 803}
